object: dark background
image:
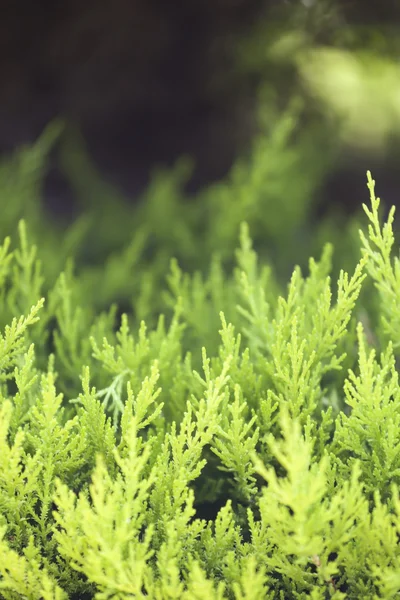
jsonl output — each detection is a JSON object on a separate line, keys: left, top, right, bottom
{"left": 1, "top": 0, "right": 400, "bottom": 212}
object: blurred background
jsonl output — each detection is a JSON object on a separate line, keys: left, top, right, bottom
{"left": 1, "top": 0, "right": 400, "bottom": 220}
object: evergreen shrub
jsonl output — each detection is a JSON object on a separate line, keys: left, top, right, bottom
{"left": 1, "top": 123, "right": 400, "bottom": 599}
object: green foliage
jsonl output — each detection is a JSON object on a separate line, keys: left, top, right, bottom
{"left": 297, "top": 48, "right": 400, "bottom": 150}
{"left": 333, "top": 322, "right": 400, "bottom": 501}
{"left": 2, "top": 124, "right": 400, "bottom": 598}
{"left": 359, "top": 172, "right": 400, "bottom": 350}
{"left": 237, "top": 2, "right": 400, "bottom": 155}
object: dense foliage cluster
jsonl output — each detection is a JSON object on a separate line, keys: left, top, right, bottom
{"left": 1, "top": 123, "right": 400, "bottom": 599}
